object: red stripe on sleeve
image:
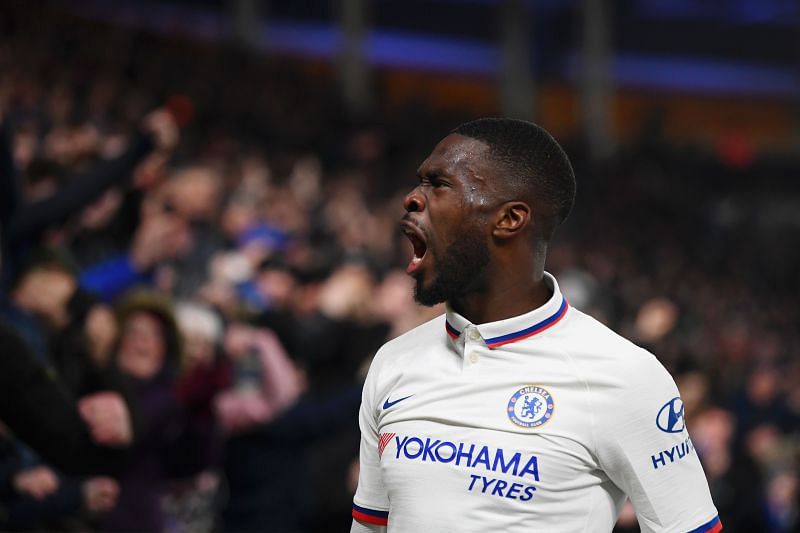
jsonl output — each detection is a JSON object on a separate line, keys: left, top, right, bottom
{"left": 352, "top": 508, "right": 388, "bottom": 526}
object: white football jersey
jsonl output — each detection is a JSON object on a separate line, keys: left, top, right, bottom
{"left": 351, "top": 273, "right": 721, "bottom": 533}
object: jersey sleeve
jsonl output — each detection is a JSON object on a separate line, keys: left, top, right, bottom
{"left": 350, "top": 518, "right": 387, "bottom": 533}
{"left": 592, "top": 350, "right": 721, "bottom": 533}
{"left": 351, "top": 350, "right": 390, "bottom": 529}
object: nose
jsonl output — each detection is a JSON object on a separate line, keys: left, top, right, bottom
{"left": 403, "top": 188, "right": 426, "bottom": 213}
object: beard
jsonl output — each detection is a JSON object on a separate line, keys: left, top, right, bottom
{"left": 413, "top": 229, "right": 490, "bottom": 306}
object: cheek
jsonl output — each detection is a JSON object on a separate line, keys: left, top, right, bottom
{"left": 144, "top": 334, "right": 164, "bottom": 355}
{"left": 119, "top": 336, "right": 139, "bottom": 356}
{"left": 440, "top": 210, "right": 483, "bottom": 244}
{"left": 118, "top": 350, "right": 143, "bottom": 376}
{"left": 118, "top": 336, "right": 166, "bottom": 378}
{"left": 428, "top": 202, "right": 462, "bottom": 239}
{"left": 121, "top": 350, "right": 164, "bottom": 379}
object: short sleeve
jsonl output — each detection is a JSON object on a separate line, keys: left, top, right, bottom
{"left": 592, "top": 351, "right": 721, "bottom": 533}
{"left": 351, "top": 351, "right": 390, "bottom": 528}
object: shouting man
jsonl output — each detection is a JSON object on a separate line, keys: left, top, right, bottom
{"left": 351, "top": 118, "right": 720, "bottom": 533}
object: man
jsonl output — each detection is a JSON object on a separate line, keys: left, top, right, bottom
{"left": 351, "top": 118, "right": 720, "bottom": 532}
{"left": 0, "top": 322, "right": 132, "bottom": 475}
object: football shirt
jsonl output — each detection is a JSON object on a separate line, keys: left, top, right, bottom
{"left": 352, "top": 273, "right": 720, "bottom": 533}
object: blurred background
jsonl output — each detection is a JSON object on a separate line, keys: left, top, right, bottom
{"left": 0, "top": 0, "right": 798, "bottom": 531}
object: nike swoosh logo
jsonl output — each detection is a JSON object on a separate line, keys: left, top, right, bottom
{"left": 383, "top": 394, "right": 413, "bottom": 410}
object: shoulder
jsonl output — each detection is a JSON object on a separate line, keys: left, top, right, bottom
{"left": 564, "top": 307, "right": 665, "bottom": 367}
{"left": 369, "top": 313, "right": 446, "bottom": 373}
{"left": 561, "top": 311, "right": 687, "bottom": 459}
{"left": 559, "top": 307, "right": 676, "bottom": 396}
{"left": 364, "top": 314, "right": 445, "bottom": 380}
{"left": 360, "top": 313, "right": 445, "bottom": 407}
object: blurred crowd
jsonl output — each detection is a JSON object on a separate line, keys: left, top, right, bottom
{"left": 1, "top": 4, "right": 798, "bottom": 533}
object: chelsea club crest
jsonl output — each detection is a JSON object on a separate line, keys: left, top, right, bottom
{"left": 507, "top": 385, "right": 554, "bottom": 428}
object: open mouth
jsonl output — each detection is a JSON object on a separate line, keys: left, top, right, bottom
{"left": 400, "top": 220, "right": 428, "bottom": 275}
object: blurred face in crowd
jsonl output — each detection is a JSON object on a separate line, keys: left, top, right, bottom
{"left": 164, "top": 167, "right": 221, "bottom": 222}
{"left": 256, "top": 267, "right": 297, "bottom": 309}
{"left": 318, "top": 264, "right": 375, "bottom": 321}
{"left": 747, "top": 367, "right": 779, "bottom": 406}
{"left": 84, "top": 305, "right": 118, "bottom": 368}
{"left": 182, "top": 330, "right": 215, "bottom": 368}
{"left": 117, "top": 311, "right": 166, "bottom": 380}
{"left": 401, "top": 134, "right": 497, "bottom": 306}
{"left": 373, "top": 270, "right": 415, "bottom": 321}
{"left": 176, "top": 305, "right": 221, "bottom": 369}
{"left": 12, "top": 267, "right": 77, "bottom": 328}
{"left": 691, "top": 407, "right": 734, "bottom": 457}
{"left": 224, "top": 323, "right": 255, "bottom": 360}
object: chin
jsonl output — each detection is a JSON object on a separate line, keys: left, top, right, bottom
{"left": 413, "top": 278, "right": 448, "bottom": 307}
{"left": 413, "top": 293, "right": 442, "bottom": 307}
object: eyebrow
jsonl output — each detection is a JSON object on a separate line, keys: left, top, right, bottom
{"left": 417, "top": 168, "right": 445, "bottom": 179}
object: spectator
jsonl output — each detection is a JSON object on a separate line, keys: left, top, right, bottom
{"left": 0, "top": 323, "right": 133, "bottom": 474}
{"left": 0, "top": 109, "right": 178, "bottom": 286}
{"left": 102, "top": 291, "right": 185, "bottom": 533}
{"left": 216, "top": 322, "right": 305, "bottom": 533}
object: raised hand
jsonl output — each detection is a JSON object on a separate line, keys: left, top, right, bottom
{"left": 78, "top": 391, "right": 133, "bottom": 447}
{"left": 13, "top": 466, "right": 59, "bottom": 500}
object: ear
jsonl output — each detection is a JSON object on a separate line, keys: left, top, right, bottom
{"left": 492, "top": 201, "right": 531, "bottom": 239}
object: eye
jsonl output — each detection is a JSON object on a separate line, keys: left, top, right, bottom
{"left": 428, "top": 174, "right": 451, "bottom": 189}
{"left": 416, "top": 171, "right": 450, "bottom": 190}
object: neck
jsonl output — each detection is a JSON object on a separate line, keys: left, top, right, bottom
{"left": 449, "top": 258, "right": 551, "bottom": 325}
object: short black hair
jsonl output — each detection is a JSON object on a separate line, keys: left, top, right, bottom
{"left": 453, "top": 118, "right": 576, "bottom": 237}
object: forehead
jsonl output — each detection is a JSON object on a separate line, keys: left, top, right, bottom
{"left": 418, "top": 134, "right": 494, "bottom": 180}
{"left": 125, "top": 311, "right": 163, "bottom": 331}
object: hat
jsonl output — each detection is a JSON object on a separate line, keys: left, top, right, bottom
{"left": 116, "top": 289, "right": 183, "bottom": 374}
{"left": 13, "top": 246, "right": 79, "bottom": 288}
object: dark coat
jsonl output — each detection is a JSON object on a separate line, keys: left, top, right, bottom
{"left": 0, "top": 322, "right": 128, "bottom": 475}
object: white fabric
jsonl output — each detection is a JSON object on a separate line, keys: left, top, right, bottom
{"left": 352, "top": 273, "right": 718, "bottom": 533}
{"left": 350, "top": 519, "right": 386, "bottom": 533}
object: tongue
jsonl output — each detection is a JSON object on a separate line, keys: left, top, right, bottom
{"left": 406, "top": 254, "right": 423, "bottom": 274}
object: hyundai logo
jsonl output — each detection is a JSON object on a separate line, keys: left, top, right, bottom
{"left": 656, "top": 397, "right": 685, "bottom": 433}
